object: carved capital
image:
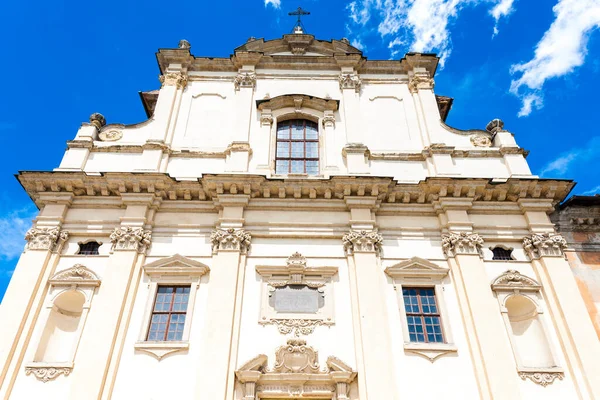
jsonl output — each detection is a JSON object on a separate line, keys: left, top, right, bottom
{"left": 339, "top": 73, "right": 361, "bottom": 92}
{"left": 210, "top": 228, "right": 251, "bottom": 254}
{"left": 159, "top": 72, "right": 188, "bottom": 89}
{"left": 322, "top": 113, "right": 336, "bottom": 128}
{"left": 408, "top": 72, "right": 434, "bottom": 93}
{"left": 25, "top": 366, "right": 72, "bottom": 382}
{"left": 110, "top": 227, "right": 152, "bottom": 253}
{"left": 523, "top": 233, "right": 567, "bottom": 259}
{"left": 25, "top": 227, "right": 69, "bottom": 252}
{"left": 342, "top": 230, "right": 383, "bottom": 255}
{"left": 234, "top": 72, "right": 257, "bottom": 90}
{"left": 441, "top": 231, "right": 484, "bottom": 257}
{"left": 519, "top": 371, "right": 564, "bottom": 386}
{"left": 260, "top": 113, "right": 273, "bottom": 126}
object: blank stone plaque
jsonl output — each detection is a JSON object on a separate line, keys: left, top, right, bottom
{"left": 270, "top": 285, "right": 324, "bottom": 313}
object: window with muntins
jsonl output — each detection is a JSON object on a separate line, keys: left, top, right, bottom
{"left": 403, "top": 287, "right": 444, "bottom": 343}
{"left": 275, "top": 119, "right": 319, "bottom": 175}
{"left": 492, "top": 247, "right": 513, "bottom": 261}
{"left": 147, "top": 286, "right": 190, "bottom": 341}
{"left": 78, "top": 241, "right": 100, "bottom": 255}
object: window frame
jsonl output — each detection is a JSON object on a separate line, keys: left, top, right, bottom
{"left": 147, "top": 285, "right": 191, "bottom": 342}
{"left": 385, "top": 257, "right": 457, "bottom": 362}
{"left": 402, "top": 287, "right": 446, "bottom": 344}
{"left": 274, "top": 118, "right": 320, "bottom": 175}
{"left": 135, "top": 255, "right": 209, "bottom": 360}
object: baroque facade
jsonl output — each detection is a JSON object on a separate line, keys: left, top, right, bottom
{"left": 0, "top": 31, "right": 599, "bottom": 400}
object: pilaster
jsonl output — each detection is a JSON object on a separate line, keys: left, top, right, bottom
{"left": 195, "top": 195, "right": 250, "bottom": 400}
{"left": 436, "top": 198, "right": 522, "bottom": 400}
{"left": 227, "top": 64, "right": 257, "bottom": 173}
{"left": 0, "top": 194, "right": 72, "bottom": 395}
{"left": 69, "top": 194, "right": 156, "bottom": 400}
{"left": 342, "top": 196, "right": 398, "bottom": 400}
{"left": 322, "top": 110, "right": 339, "bottom": 172}
{"left": 339, "top": 68, "right": 362, "bottom": 145}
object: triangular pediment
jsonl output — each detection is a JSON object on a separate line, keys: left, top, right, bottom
{"left": 385, "top": 257, "right": 449, "bottom": 279}
{"left": 143, "top": 254, "right": 209, "bottom": 277}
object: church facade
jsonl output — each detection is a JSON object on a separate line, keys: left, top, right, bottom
{"left": 1, "top": 31, "right": 599, "bottom": 400}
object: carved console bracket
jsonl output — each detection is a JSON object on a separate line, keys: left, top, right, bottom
{"left": 523, "top": 233, "right": 567, "bottom": 259}
{"left": 343, "top": 230, "right": 383, "bottom": 256}
{"left": 519, "top": 370, "right": 564, "bottom": 387}
{"left": 110, "top": 227, "right": 152, "bottom": 254}
{"left": 25, "top": 364, "right": 72, "bottom": 382}
{"left": 210, "top": 228, "right": 251, "bottom": 254}
{"left": 441, "top": 231, "right": 484, "bottom": 257}
{"left": 25, "top": 227, "right": 69, "bottom": 253}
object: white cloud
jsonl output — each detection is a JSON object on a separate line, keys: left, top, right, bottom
{"left": 351, "top": 38, "right": 366, "bottom": 50}
{"left": 540, "top": 136, "right": 600, "bottom": 177}
{"left": 346, "top": 0, "right": 518, "bottom": 65}
{"left": 265, "top": 0, "right": 281, "bottom": 9}
{"left": 517, "top": 93, "right": 543, "bottom": 117}
{"left": 581, "top": 185, "right": 600, "bottom": 195}
{"left": 0, "top": 207, "right": 36, "bottom": 262}
{"left": 510, "top": 0, "right": 600, "bottom": 116}
{"left": 490, "top": 0, "right": 515, "bottom": 37}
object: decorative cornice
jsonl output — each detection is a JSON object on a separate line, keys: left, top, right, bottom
{"left": 491, "top": 270, "right": 541, "bottom": 292}
{"left": 519, "top": 370, "right": 564, "bottom": 386}
{"left": 342, "top": 230, "right": 383, "bottom": 255}
{"left": 25, "top": 365, "right": 72, "bottom": 382}
{"left": 339, "top": 73, "right": 361, "bottom": 92}
{"left": 234, "top": 71, "right": 256, "bottom": 90}
{"left": 25, "top": 227, "right": 69, "bottom": 252}
{"left": 49, "top": 264, "right": 101, "bottom": 287}
{"left": 159, "top": 72, "right": 188, "bottom": 89}
{"left": 210, "top": 228, "right": 251, "bottom": 254}
{"left": 256, "top": 252, "right": 337, "bottom": 287}
{"left": 408, "top": 71, "right": 434, "bottom": 93}
{"left": 441, "top": 231, "right": 484, "bottom": 257}
{"left": 109, "top": 227, "right": 152, "bottom": 253}
{"left": 523, "top": 233, "right": 567, "bottom": 259}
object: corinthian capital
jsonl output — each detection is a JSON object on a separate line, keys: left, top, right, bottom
{"left": 159, "top": 72, "right": 188, "bottom": 89}
{"left": 342, "top": 230, "right": 383, "bottom": 255}
{"left": 339, "top": 73, "right": 361, "bottom": 92}
{"left": 408, "top": 71, "right": 434, "bottom": 93}
{"left": 210, "top": 228, "right": 251, "bottom": 254}
{"left": 234, "top": 72, "right": 256, "bottom": 90}
{"left": 110, "top": 227, "right": 152, "bottom": 253}
{"left": 523, "top": 233, "right": 567, "bottom": 259}
{"left": 25, "top": 227, "right": 69, "bottom": 252}
{"left": 441, "top": 231, "right": 483, "bottom": 257}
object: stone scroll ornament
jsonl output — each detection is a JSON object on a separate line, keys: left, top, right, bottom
{"left": 519, "top": 371, "right": 564, "bottom": 387}
{"left": 25, "top": 366, "right": 72, "bottom": 382}
{"left": 342, "top": 230, "right": 383, "bottom": 255}
{"left": 523, "top": 233, "right": 567, "bottom": 259}
{"left": 441, "top": 231, "right": 484, "bottom": 257}
{"left": 109, "top": 227, "right": 152, "bottom": 254}
{"left": 25, "top": 227, "right": 69, "bottom": 252}
{"left": 210, "top": 228, "right": 251, "bottom": 254}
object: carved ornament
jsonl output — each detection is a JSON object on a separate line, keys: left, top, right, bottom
{"left": 523, "top": 233, "right": 567, "bottom": 259}
{"left": 441, "top": 231, "right": 484, "bottom": 257}
{"left": 342, "top": 230, "right": 383, "bottom": 255}
{"left": 519, "top": 371, "right": 564, "bottom": 386}
{"left": 491, "top": 270, "right": 541, "bottom": 292}
{"left": 322, "top": 113, "right": 335, "bottom": 128}
{"left": 25, "top": 366, "right": 72, "bottom": 382}
{"left": 486, "top": 118, "right": 505, "bottom": 133}
{"left": 159, "top": 72, "right": 188, "bottom": 89}
{"left": 234, "top": 71, "right": 257, "bottom": 90}
{"left": 339, "top": 73, "right": 361, "bottom": 92}
{"left": 210, "top": 228, "right": 251, "bottom": 254}
{"left": 110, "top": 227, "right": 152, "bottom": 253}
{"left": 268, "top": 319, "right": 328, "bottom": 337}
{"left": 49, "top": 264, "right": 101, "bottom": 287}
{"left": 89, "top": 113, "right": 106, "bottom": 129}
{"left": 260, "top": 113, "right": 273, "bottom": 126}
{"left": 408, "top": 72, "right": 434, "bottom": 93}
{"left": 98, "top": 129, "right": 123, "bottom": 141}
{"left": 25, "top": 227, "right": 69, "bottom": 252}
{"left": 470, "top": 135, "right": 492, "bottom": 147}
{"left": 273, "top": 339, "right": 320, "bottom": 373}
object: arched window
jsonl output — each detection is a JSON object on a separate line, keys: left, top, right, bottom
{"left": 491, "top": 246, "right": 513, "bottom": 260}
{"left": 77, "top": 241, "right": 101, "bottom": 255}
{"left": 275, "top": 119, "right": 319, "bottom": 175}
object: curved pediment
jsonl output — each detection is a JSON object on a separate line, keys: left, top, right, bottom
{"left": 234, "top": 34, "right": 363, "bottom": 58}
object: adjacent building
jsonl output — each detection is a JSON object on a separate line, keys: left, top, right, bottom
{"left": 1, "top": 29, "right": 599, "bottom": 399}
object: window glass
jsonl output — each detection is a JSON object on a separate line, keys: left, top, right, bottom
{"left": 403, "top": 287, "right": 444, "bottom": 343}
{"left": 275, "top": 119, "right": 319, "bottom": 175}
{"left": 147, "top": 286, "right": 190, "bottom": 341}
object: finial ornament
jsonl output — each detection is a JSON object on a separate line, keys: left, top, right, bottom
{"left": 441, "top": 231, "right": 484, "bottom": 257}
{"left": 110, "top": 227, "right": 152, "bottom": 253}
{"left": 342, "top": 230, "right": 383, "bottom": 255}
{"left": 523, "top": 233, "right": 567, "bottom": 259}
{"left": 89, "top": 113, "right": 106, "bottom": 129}
{"left": 25, "top": 227, "right": 69, "bottom": 252}
{"left": 486, "top": 118, "right": 504, "bottom": 133}
{"left": 178, "top": 39, "right": 191, "bottom": 49}
{"left": 210, "top": 228, "right": 252, "bottom": 254}
{"left": 288, "top": 6, "right": 310, "bottom": 34}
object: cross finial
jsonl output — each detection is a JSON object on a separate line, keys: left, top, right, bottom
{"left": 288, "top": 6, "right": 310, "bottom": 34}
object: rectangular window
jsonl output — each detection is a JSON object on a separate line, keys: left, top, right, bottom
{"left": 403, "top": 287, "right": 444, "bottom": 343}
{"left": 275, "top": 119, "right": 319, "bottom": 175}
{"left": 147, "top": 286, "right": 190, "bottom": 341}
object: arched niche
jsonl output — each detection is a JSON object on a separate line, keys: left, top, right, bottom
{"left": 25, "top": 265, "right": 100, "bottom": 382}
{"left": 491, "top": 270, "right": 564, "bottom": 386}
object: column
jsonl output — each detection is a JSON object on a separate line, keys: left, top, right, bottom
{"left": 521, "top": 199, "right": 600, "bottom": 398}
{"left": 437, "top": 198, "right": 522, "bottom": 400}
{"left": 343, "top": 197, "right": 398, "bottom": 400}
{"left": 195, "top": 195, "right": 250, "bottom": 400}
{"left": 0, "top": 194, "right": 71, "bottom": 394}
{"left": 69, "top": 194, "right": 155, "bottom": 400}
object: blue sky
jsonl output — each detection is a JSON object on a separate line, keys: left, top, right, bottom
{"left": 0, "top": 0, "right": 599, "bottom": 301}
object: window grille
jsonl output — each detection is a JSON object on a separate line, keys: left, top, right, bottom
{"left": 78, "top": 241, "right": 100, "bottom": 255}
{"left": 492, "top": 247, "right": 513, "bottom": 261}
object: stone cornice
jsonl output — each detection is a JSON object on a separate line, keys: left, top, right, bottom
{"left": 18, "top": 172, "right": 574, "bottom": 207}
